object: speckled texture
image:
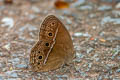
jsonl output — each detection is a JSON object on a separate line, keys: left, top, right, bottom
{"left": 0, "top": 0, "right": 120, "bottom": 80}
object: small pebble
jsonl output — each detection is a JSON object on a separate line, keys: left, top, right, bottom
{"left": 112, "top": 10, "right": 120, "bottom": 17}
{"left": 98, "top": 76, "right": 103, "bottom": 80}
{"left": 92, "top": 54, "right": 98, "bottom": 58}
{"left": 89, "top": 14, "right": 96, "bottom": 18}
{"left": 101, "top": 16, "right": 111, "bottom": 25}
{"left": 16, "top": 64, "right": 27, "bottom": 68}
{"left": 101, "top": 16, "right": 120, "bottom": 25}
{"left": 59, "top": 16, "right": 65, "bottom": 20}
{"left": 6, "top": 78, "right": 17, "bottom": 80}
{"left": 76, "top": 52, "right": 84, "bottom": 59}
{"left": 79, "top": 5, "right": 93, "bottom": 10}
{"left": 66, "top": 19, "right": 72, "bottom": 24}
{"left": 116, "top": 69, "right": 120, "bottom": 73}
{"left": 90, "top": 37, "right": 94, "bottom": 40}
{"left": 99, "top": 31, "right": 105, "bottom": 37}
{"left": 74, "top": 32, "right": 83, "bottom": 37}
{"left": 113, "top": 78, "right": 120, "bottom": 80}
{"left": 30, "top": 0, "right": 40, "bottom": 2}
{"left": 101, "top": 0, "right": 113, "bottom": 2}
{"left": 32, "top": 6, "right": 40, "bottom": 13}
{"left": 80, "top": 71, "right": 87, "bottom": 77}
{"left": 0, "top": 76, "right": 3, "bottom": 80}
{"left": 10, "top": 67, "right": 13, "bottom": 71}
{"left": 9, "top": 58, "right": 20, "bottom": 64}
{"left": 74, "top": 32, "right": 91, "bottom": 37}
{"left": 74, "top": 45, "right": 81, "bottom": 50}
{"left": 99, "top": 38, "right": 106, "bottom": 42}
{"left": 104, "top": 74, "right": 109, "bottom": 79}
{"left": 63, "top": 10, "right": 71, "bottom": 15}
{"left": 0, "top": 6, "right": 5, "bottom": 11}
{"left": 1, "top": 17, "right": 14, "bottom": 29}
{"left": 111, "top": 48, "right": 120, "bottom": 59}
{"left": 12, "top": 58, "right": 20, "bottom": 62}
{"left": 10, "top": 73, "right": 18, "bottom": 78}
{"left": 71, "top": 0, "right": 85, "bottom": 7}
{"left": 0, "top": 62, "right": 5, "bottom": 68}
{"left": 19, "top": 24, "right": 37, "bottom": 31}
{"left": 117, "top": 56, "right": 120, "bottom": 60}
{"left": 107, "top": 64, "right": 114, "bottom": 67}
{"left": 98, "top": 5, "right": 112, "bottom": 11}
{"left": 0, "top": 52, "right": 3, "bottom": 56}
{"left": 83, "top": 33, "right": 91, "bottom": 37}
{"left": 74, "top": 64, "right": 81, "bottom": 71}
{"left": 28, "top": 14, "right": 36, "bottom": 20}
{"left": 3, "top": 43, "right": 10, "bottom": 50}
{"left": 95, "top": 58, "right": 100, "bottom": 62}
{"left": 115, "top": 2, "right": 120, "bottom": 9}
{"left": 86, "top": 47, "right": 93, "bottom": 54}
{"left": 88, "top": 63, "right": 92, "bottom": 68}
{"left": 6, "top": 71, "right": 18, "bottom": 78}
{"left": 56, "top": 74, "right": 68, "bottom": 78}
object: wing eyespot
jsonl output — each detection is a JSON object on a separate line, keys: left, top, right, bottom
{"left": 38, "top": 56, "right": 42, "bottom": 59}
{"left": 45, "top": 43, "right": 49, "bottom": 47}
{"left": 48, "top": 32, "right": 53, "bottom": 36}
{"left": 38, "top": 51, "right": 40, "bottom": 53}
{"left": 50, "top": 22, "right": 56, "bottom": 26}
{"left": 52, "top": 22, "right": 55, "bottom": 25}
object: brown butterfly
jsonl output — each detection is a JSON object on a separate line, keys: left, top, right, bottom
{"left": 30, "top": 15, "right": 74, "bottom": 72}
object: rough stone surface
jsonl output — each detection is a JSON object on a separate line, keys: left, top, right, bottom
{"left": 0, "top": 0, "right": 120, "bottom": 80}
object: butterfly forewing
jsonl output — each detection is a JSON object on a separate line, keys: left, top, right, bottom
{"left": 30, "top": 15, "right": 59, "bottom": 71}
{"left": 38, "top": 15, "right": 59, "bottom": 64}
{"left": 39, "top": 16, "right": 58, "bottom": 41}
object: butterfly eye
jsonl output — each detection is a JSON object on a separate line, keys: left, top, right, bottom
{"left": 48, "top": 32, "right": 52, "bottom": 36}
{"left": 38, "top": 56, "right": 42, "bottom": 59}
{"left": 45, "top": 43, "right": 49, "bottom": 47}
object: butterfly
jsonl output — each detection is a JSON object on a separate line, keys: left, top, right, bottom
{"left": 30, "top": 15, "right": 74, "bottom": 72}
